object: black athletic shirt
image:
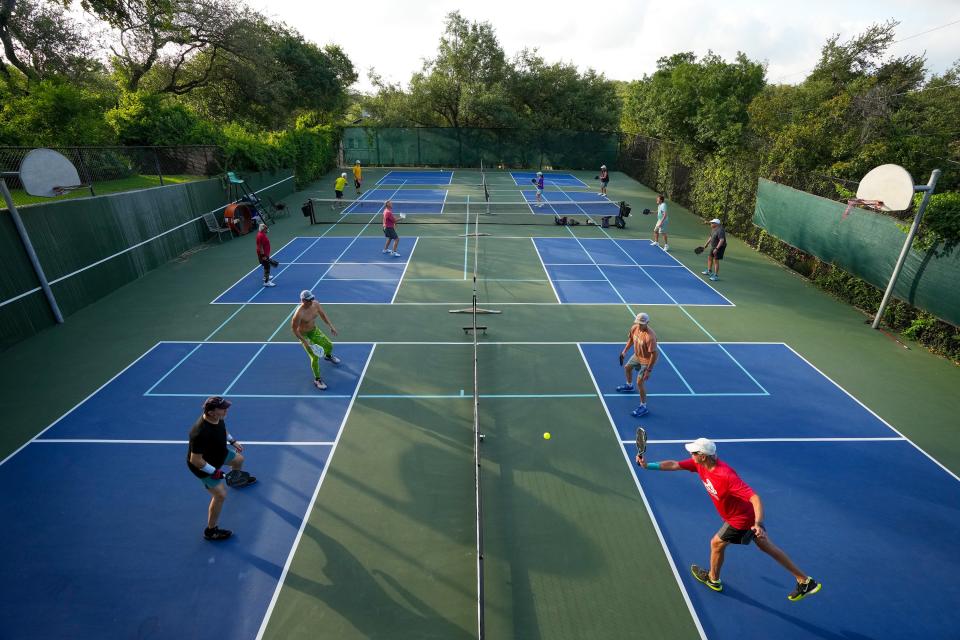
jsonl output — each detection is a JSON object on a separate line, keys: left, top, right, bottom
{"left": 186, "top": 416, "right": 228, "bottom": 478}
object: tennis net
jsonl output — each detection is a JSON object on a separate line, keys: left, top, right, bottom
{"left": 465, "top": 211, "right": 487, "bottom": 639}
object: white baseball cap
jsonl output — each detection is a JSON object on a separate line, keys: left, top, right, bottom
{"left": 634, "top": 312, "right": 650, "bottom": 325}
{"left": 258, "top": 223, "right": 267, "bottom": 231}
{"left": 537, "top": 171, "right": 543, "bottom": 176}
{"left": 710, "top": 218, "right": 722, "bottom": 225}
{"left": 341, "top": 172, "right": 347, "bottom": 177}
{"left": 300, "top": 290, "right": 315, "bottom": 301}
{"left": 600, "top": 164, "right": 607, "bottom": 169}
{"left": 685, "top": 438, "right": 717, "bottom": 456}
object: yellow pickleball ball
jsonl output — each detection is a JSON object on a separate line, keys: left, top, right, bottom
{"left": 543, "top": 432, "right": 551, "bottom": 440}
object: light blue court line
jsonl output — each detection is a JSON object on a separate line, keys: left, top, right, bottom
{"left": 656, "top": 347, "right": 696, "bottom": 395}
{"left": 143, "top": 343, "right": 203, "bottom": 395}
{"left": 717, "top": 344, "right": 769, "bottom": 395}
{"left": 144, "top": 392, "right": 354, "bottom": 399}
{"left": 222, "top": 343, "right": 270, "bottom": 395}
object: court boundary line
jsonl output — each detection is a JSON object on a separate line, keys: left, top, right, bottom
{"left": 622, "top": 437, "right": 907, "bottom": 444}
{"left": 530, "top": 238, "right": 561, "bottom": 303}
{"left": 209, "top": 301, "right": 736, "bottom": 306}
{"left": 254, "top": 343, "right": 377, "bottom": 639}
{"left": 561, "top": 227, "right": 637, "bottom": 313}
{"left": 782, "top": 344, "right": 960, "bottom": 483}
{"left": 392, "top": 237, "right": 419, "bottom": 303}
{"left": 575, "top": 343, "right": 708, "bottom": 640}
{"left": 35, "top": 439, "right": 337, "bottom": 446}
{"left": 0, "top": 343, "right": 164, "bottom": 467}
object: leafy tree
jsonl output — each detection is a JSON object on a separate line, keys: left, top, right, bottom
{"left": 0, "top": 77, "right": 116, "bottom": 144}
{"left": 620, "top": 51, "right": 765, "bottom": 155}
{"left": 0, "top": 0, "right": 103, "bottom": 88}
{"left": 509, "top": 50, "right": 619, "bottom": 131}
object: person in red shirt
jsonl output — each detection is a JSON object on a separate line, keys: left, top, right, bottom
{"left": 637, "top": 437, "right": 822, "bottom": 601}
{"left": 255, "top": 223, "right": 275, "bottom": 287}
{"left": 382, "top": 200, "right": 401, "bottom": 257}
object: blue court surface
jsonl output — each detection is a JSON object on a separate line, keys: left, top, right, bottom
{"left": 376, "top": 170, "right": 453, "bottom": 185}
{"left": 344, "top": 188, "right": 448, "bottom": 214}
{"left": 511, "top": 171, "right": 588, "bottom": 187}
{"left": 580, "top": 342, "right": 960, "bottom": 640}
{"left": 522, "top": 190, "right": 623, "bottom": 216}
{"left": 0, "top": 341, "right": 374, "bottom": 640}
{"left": 213, "top": 236, "right": 417, "bottom": 304}
{"left": 534, "top": 238, "right": 732, "bottom": 305}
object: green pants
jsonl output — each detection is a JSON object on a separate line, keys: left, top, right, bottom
{"left": 302, "top": 327, "right": 334, "bottom": 379}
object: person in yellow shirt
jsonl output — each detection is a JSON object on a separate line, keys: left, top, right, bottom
{"left": 333, "top": 173, "right": 347, "bottom": 209}
{"left": 352, "top": 161, "right": 363, "bottom": 195}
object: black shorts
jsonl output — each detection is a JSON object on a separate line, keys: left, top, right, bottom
{"left": 383, "top": 227, "right": 398, "bottom": 239}
{"left": 335, "top": 190, "right": 343, "bottom": 199}
{"left": 354, "top": 179, "right": 361, "bottom": 188}
{"left": 600, "top": 178, "right": 609, "bottom": 185}
{"left": 717, "top": 522, "right": 756, "bottom": 545}
{"left": 710, "top": 244, "right": 726, "bottom": 260}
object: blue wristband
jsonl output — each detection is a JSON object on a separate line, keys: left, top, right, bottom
{"left": 647, "top": 462, "right": 660, "bottom": 470}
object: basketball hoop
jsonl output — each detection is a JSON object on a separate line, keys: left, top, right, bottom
{"left": 842, "top": 198, "right": 885, "bottom": 220}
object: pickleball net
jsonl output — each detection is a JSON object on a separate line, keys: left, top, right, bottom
{"left": 308, "top": 197, "right": 624, "bottom": 226}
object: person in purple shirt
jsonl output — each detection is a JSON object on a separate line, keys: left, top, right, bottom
{"left": 534, "top": 171, "right": 545, "bottom": 207}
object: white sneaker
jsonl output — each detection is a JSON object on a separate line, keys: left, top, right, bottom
{"left": 382, "top": 249, "right": 390, "bottom": 254}
{"left": 650, "top": 241, "right": 658, "bottom": 246}
{"left": 663, "top": 244, "right": 669, "bottom": 251}
{"left": 391, "top": 251, "right": 402, "bottom": 257}
{"left": 263, "top": 281, "right": 276, "bottom": 287}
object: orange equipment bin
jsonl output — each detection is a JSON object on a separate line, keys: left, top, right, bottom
{"left": 224, "top": 202, "right": 255, "bottom": 235}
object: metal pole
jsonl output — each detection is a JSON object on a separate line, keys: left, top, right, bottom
{"left": 154, "top": 148, "right": 165, "bottom": 185}
{"left": 0, "top": 177, "right": 65, "bottom": 323}
{"left": 871, "top": 169, "right": 941, "bottom": 330}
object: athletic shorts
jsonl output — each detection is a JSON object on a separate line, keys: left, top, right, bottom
{"left": 354, "top": 179, "right": 361, "bottom": 188}
{"left": 199, "top": 448, "right": 237, "bottom": 489}
{"left": 655, "top": 219, "right": 668, "bottom": 230}
{"left": 626, "top": 355, "right": 651, "bottom": 374}
{"left": 717, "top": 522, "right": 756, "bottom": 545}
{"left": 335, "top": 190, "right": 343, "bottom": 199}
{"left": 711, "top": 245, "right": 726, "bottom": 260}
{"left": 536, "top": 187, "right": 543, "bottom": 195}
{"left": 383, "top": 227, "right": 398, "bottom": 239}
{"left": 600, "top": 178, "right": 609, "bottom": 185}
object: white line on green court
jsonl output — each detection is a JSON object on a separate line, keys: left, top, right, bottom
{"left": 624, "top": 437, "right": 906, "bottom": 444}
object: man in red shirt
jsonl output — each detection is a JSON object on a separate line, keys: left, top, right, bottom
{"left": 255, "top": 223, "right": 275, "bottom": 287}
{"left": 637, "top": 438, "right": 822, "bottom": 601}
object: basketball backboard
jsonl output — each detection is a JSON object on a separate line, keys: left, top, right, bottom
{"left": 856, "top": 164, "right": 915, "bottom": 212}
{"left": 19, "top": 148, "right": 82, "bottom": 197}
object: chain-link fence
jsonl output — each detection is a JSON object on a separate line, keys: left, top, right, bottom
{"left": 0, "top": 145, "right": 224, "bottom": 196}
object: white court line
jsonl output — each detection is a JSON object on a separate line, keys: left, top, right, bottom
{"left": 575, "top": 343, "right": 708, "bottom": 640}
{"left": 391, "top": 237, "right": 419, "bottom": 303}
{"left": 782, "top": 344, "right": 960, "bottom": 484}
{"left": 35, "top": 439, "right": 336, "bottom": 446}
{"left": 210, "top": 301, "right": 736, "bottom": 306}
{"left": 622, "top": 437, "right": 906, "bottom": 444}
{"left": 0, "top": 343, "right": 164, "bottom": 467}
{"left": 157, "top": 340, "right": 786, "bottom": 345}
{"left": 530, "top": 238, "right": 561, "bottom": 303}
{"left": 254, "top": 344, "right": 377, "bottom": 639}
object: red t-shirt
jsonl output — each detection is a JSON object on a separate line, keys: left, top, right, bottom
{"left": 383, "top": 208, "right": 396, "bottom": 228}
{"left": 256, "top": 231, "right": 270, "bottom": 258}
{"left": 678, "top": 458, "right": 756, "bottom": 529}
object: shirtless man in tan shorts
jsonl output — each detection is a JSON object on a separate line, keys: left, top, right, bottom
{"left": 617, "top": 312, "right": 658, "bottom": 417}
{"left": 291, "top": 289, "right": 340, "bottom": 390}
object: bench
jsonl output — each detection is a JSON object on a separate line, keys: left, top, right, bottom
{"left": 203, "top": 212, "right": 233, "bottom": 242}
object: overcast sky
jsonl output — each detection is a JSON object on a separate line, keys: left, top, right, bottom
{"left": 243, "top": 0, "right": 959, "bottom": 93}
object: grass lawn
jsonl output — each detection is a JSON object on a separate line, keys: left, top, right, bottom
{"left": 4, "top": 174, "right": 205, "bottom": 207}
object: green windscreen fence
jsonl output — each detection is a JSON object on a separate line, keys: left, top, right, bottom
{"left": 0, "top": 170, "right": 294, "bottom": 350}
{"left": 754, "top": 178, "right": 960, "bottom": 327}
{"left": 342, "top": 127, "right": 620, "bottom": 169}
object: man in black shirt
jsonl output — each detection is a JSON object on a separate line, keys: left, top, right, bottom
{"left": 187, "top": 396, "right": 256, "bottom": 541}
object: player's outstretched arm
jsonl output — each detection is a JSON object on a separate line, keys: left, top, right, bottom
{"left": 636, "top": 457, "right": 683, "bottom": 470}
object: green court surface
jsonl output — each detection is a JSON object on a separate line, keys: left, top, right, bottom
{"left": 1, "top": 166, "right": 957, "bottom": 639}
